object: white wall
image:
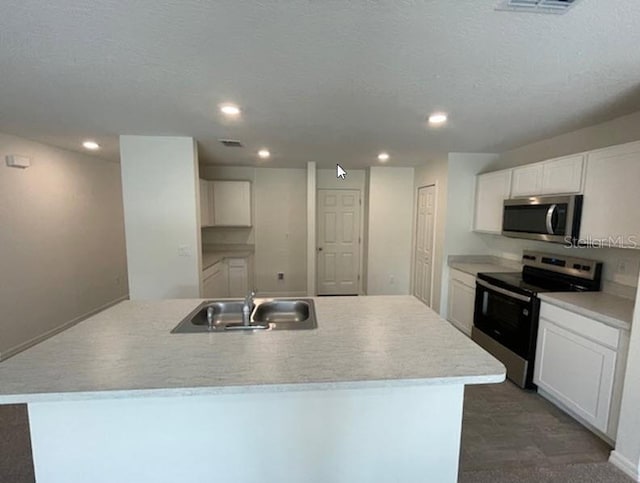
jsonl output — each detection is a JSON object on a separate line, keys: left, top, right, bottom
{"left": 487, "top": 110, "right": 640, "bottom": 171}
{"left": 119, "top": 136, "right": 201, "bottom": 299}
{"left": 254, "top": 168, "right": 307, "bottom": 296}
{"left": 439, "top": 153, "right": 499, "bottom": 316}
{"left": 611, "top": 277, "right": 640, "bottom": 481}
{"left": 0, "top": 132, "right": 128, "bottom": 359}
{"left": 317, "top": 168, "right": 366, "bottom": 191}
{"left": 367, "top": 167, "right": 414, "bottom": 295}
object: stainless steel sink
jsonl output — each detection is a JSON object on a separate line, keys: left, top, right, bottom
{"left": 171, "top": 298, "right": 317, "bottom": 333}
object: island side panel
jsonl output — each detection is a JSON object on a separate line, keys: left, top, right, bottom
{"left": 28, "top": 384, "right": 464, "bottom": 483}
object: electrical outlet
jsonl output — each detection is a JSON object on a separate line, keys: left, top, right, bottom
{"left": 616, "top": 259, "right": 628, "bottom": 274}
{"left": 277, "top": 272, "right": 285, "bottom": 280}
{"left": 178, "top": 245, "right": 190, "bottom": 257}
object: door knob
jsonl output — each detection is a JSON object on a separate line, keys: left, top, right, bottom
{"left": 318, "top": 247, "right": 323, "bottom": 252}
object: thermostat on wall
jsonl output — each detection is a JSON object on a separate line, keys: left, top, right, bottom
{"left": 6, "top": 154, "right": 31, "bottom": 168}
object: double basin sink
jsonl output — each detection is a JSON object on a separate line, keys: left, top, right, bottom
{"left": 171, "top": 298, "right": 317, "bottom": 333}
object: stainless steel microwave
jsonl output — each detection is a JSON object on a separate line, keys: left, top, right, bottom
{"left": 502, "top": 195, "right": 583, "bottom": 243}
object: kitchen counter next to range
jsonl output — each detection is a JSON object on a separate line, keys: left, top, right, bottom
{"left": 0, "top": 296, "right": 505, "bottom": 404}
{"left": 202, "top": 243, "right": 254, "bottom": 269}
{"left": 538, "top": 291, "right": 635, "bottom": 331}
{"left": 448, "top": 255, "right": 522, "bottom": 277}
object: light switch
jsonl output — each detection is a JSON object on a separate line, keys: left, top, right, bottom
{"left": 178, "top": 245, "right": 190, "bottom": 257}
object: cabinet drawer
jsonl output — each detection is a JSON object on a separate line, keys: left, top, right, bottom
{"left": 449, "top": 269, "right": 476, "bottom": 288}
{"left": 540, "top": 302, "right": 619, "bottom": 349}
{"left": 227, "top": 257, "right": 247, "bottom": 268}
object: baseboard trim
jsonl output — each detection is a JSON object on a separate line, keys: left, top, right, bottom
{"left": 610, "top": 451, "right": 640, "bottom": 481}
{"left": 537, "top": 388, "right": 614, "bottom": 446}
{"left": 0, "top": 295, "right": 129, "bottom": 362}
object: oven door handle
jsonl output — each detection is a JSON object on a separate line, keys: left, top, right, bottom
{"left": 546, "top": 204, "right": 557, "bottom": 235}
{"left": 476, "top": 279, "right": 532, "bottom": 303}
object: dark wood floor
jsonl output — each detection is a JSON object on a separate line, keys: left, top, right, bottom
{"left": 460, "top": 381, "right": 632, "bottom": 482}
{"left": 0, "top": 404, "right": 35, "bottom": 483}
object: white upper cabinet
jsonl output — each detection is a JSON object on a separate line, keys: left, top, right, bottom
{"left": 473, "top": 169, "right": 512, "bottom": 233}
{"left": 541, "top": 154, "right": 585, "bottom": 195}
{"left": 199, "top": 179, "right": 214, "bottom": 227}
{"left": 511, "top": 164, "right": 543, "bottom": 197}
{"left": 511, "top": 154, "right": 585, "bottom": 197}
{"left": 211, "top": 180, "right": 252, "bottom": 227}
{"left": 580, "top": 141, "right": 640, "bottom": 248}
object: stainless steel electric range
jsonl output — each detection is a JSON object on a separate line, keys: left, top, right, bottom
{"left": 472, "top": 250, "right": 603, "bottom": 389}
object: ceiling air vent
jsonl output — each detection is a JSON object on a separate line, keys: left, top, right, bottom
{"left": 496, "top": 0, "right": 580, "bottom": 14}
{"left": 219, "top": 139, "right": 244, "bottom": 148}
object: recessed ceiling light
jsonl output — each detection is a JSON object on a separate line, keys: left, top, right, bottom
{"left": 378, "top": 152, "right": 390, "bottom": 162}
{"left": 82, "top": 140, "right": 100, "bottom": 150}
{"left": 220, "top": 104, "right": 241, "bottom": 116}
{"left": 258, "top": 149, "right": 270, "bottom": 159}
{"left": 428, "top": 112, "right": 448, "bottom": 125}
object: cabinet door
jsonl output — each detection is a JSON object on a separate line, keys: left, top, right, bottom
{"left": 227, "top": 258, "right": 248, "bottom": 297}
{"left": 534, "top": 317, "right": 616, "bottom": 432}
{"left": 511, "top": 164, "right": 543, "bottom": 197}
{"left": 473, "top": 170, "right": 512, "bottom": 233}
{"left": 199, "top": 179, "right": 212, "bottom": 227}
{"left": 580, "top": 142, "right": 640, "bottom": 248}
{"left": 212, "top": 181, "right": 252, "bottom": 227}
{"left": 202, "top": 272, "right": 217, "bottom": 298}
{"left": 447, "top": 279, "right": 476, "bottom": 336}
{"left": 541, "top": 155, "right": 584, "bottom": 195}
{"left": 203, "top": 262, "right": 229, "bottom": 298}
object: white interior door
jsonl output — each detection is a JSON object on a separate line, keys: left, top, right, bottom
{"left": 414, "top": 185, "right": 435, "bottom": 306}
{"left": 317, "top": 189, "right": 361, "bottom": 295}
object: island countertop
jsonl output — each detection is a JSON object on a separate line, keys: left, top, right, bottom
{"left": 0, "top": 296, "right": 505, "bottom": 403}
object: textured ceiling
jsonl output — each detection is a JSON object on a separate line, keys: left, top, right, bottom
{"left": 1, "top": 0, "right": 640, "bottom": 168}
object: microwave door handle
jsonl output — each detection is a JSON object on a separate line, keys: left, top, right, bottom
{"left": 546, "top": 204, "right": 557, "bottom": 235}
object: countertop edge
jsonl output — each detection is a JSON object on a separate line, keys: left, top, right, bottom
{"left": 0, "top": 374, "right": 506, "bottom": 404}
{"left": 538, "top": 294, "right": 632, "bottom": 331}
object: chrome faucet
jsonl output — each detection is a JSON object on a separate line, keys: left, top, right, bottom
{"left": 242, "top": 291, "right": 256, "bottom": 326}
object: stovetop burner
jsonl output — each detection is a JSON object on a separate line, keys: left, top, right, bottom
{"left": 476, "top": 272, "right": 554, "bottom": 296}
{"left": 477, "top": 250, "right": 603, "bottom": 297}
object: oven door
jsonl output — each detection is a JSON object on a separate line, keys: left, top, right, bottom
{"left": 473, "top": 279, "right": 537, "bottom": 359}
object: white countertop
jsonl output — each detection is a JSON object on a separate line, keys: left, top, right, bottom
{"left": 448, "top": 255, "right": 522, "bottom": 277}
{"left": 538, "top": 292, "right": 635, "bottom": 331}
{"left": 0, "top": 296, "right": 505, "bottom": 403}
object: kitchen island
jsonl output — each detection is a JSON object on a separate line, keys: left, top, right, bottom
{"left": 0, "top": 296, "right": 504, "bottom": 483}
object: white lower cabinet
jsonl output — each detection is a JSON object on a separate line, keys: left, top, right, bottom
{"left": 202, "top": 256, "right": 252, "bottom": 298}
{"left": 227, "top": 258, "right": 249, "bottom": 297}
{"left": 534, "top": 302, "right": 628, "bottom": 441}
{"left": 202, "top": 261, "right": 229, "bottom": 298}
{"left": 447, "top": 269, "right": 476, "bottom": 337}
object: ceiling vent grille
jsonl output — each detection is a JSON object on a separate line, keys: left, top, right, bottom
{"left": 219, "top": 139, "right": 244, "bottom": 148}
{"left": 496, "top": 0, "right": 580, "bottom": 14}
